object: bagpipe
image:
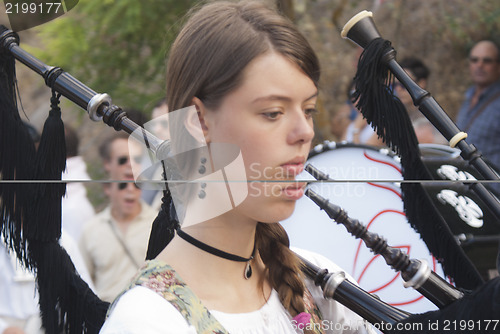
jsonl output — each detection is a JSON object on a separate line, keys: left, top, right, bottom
{"left": 293, "top": 10, "right": 500, "bottom": 332}
{"left": 0, "top": 9, "right": 499, "bottom": 334}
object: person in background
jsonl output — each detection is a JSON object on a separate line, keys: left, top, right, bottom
{"left": 61, "top": 125, "right": 95, "bottom": 241}
{"left": 394, "top": 57, "right": 446, "bottom": 145}
{"left": 456, "top": 40, "right": 500, "bottom": 175}
{"left": 455, "top": 40, "right": 500, "bottom": 273}
{"left": 341, "top": 101, "right": 385, "bottom": 147}
{"left": 79, "top": 131, "right": 157, "bottom": 302}
{"left": 329, "top": 103, "right": 351, "bottom": 142}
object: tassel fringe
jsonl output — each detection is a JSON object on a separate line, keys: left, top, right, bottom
{"left": 0, "top": 47, "right": 109, "bottom": 333}
{"left": 352, "top": 38, "right": 483, "bottom": 290}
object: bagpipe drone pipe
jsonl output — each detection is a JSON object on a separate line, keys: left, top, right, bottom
{"left": 0, "top": 25, "right": 168, "bottom": 333}
{"left": 0, "top": 12, "right": 499, "bottom": 334}
{"left": 297, "top": 173, "right": 500, "bottom": 333}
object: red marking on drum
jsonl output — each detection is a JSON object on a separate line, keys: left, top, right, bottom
{"left": 357, "top": 249, "right": 406, "bottom": 290}
{"left": 391, "top": 295, "right": 425, "bottom": 306}
{"left": 367, "top": 182, "right": 402, "bottom": 199}
{"left": 363, "top": 151, "right": 401, "bottom": 173}
{"left": 358, "top": 248, "right": 427, "bottom": 307}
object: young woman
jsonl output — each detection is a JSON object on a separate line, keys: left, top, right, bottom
{"left": 100, "top": 1, "right": 373, "bottom": 333}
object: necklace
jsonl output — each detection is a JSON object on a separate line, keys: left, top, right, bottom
{"left": 176, "top": 228, "right": 256, "bottom": 280}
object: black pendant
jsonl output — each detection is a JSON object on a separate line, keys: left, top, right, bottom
{"left": 244, "top": 262, "right": 252, "bottom": 280}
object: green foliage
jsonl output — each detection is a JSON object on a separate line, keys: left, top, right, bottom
{"left": 436, "top": 0, "right": 500, "bottom": 52}
{"left": 31, "top": 0, "right": 199, "bottom": 111}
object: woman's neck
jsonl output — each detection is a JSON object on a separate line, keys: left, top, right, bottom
{"left": 156, "top": 215, "right": 271, "bottom": 312}
{"left": 183, "top": 214, "right": 257, "bottom": 255}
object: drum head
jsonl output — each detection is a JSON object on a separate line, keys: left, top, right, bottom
{"left": 282, "top": 142, "right": 446, "bottom": 314}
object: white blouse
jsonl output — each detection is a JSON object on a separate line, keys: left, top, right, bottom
{"left": 99, "top": 248, "right": 375, "bottom": 334}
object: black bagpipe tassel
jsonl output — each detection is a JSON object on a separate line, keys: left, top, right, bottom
{"left": 1, "top": 26, "right": 110, "bottom": 333}
{"left": 0, "top": 30, "right": 36, "bottom": 265}
{"left": 352, "top": 38, "right": 417, "bottom": 155}
{"left": 29, "top": 239, "right": 110, "bottom": 334}
{"left": 352, "top": 38, "right": 483, "bottom": 290}
{"left": 26, "top": 90, "right": 109, "bottom": 333}
{"left": 25, "top": 90, "right": 67, "bottom": 242}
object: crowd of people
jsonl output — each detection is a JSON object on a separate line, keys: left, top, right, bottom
{"left": 1, "top": 1, "right": 500, "bottom": 333}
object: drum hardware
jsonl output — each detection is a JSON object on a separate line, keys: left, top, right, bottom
{"left": 457, "top": 234, "right": 500, "bottom": 247}
{"left": 419, "top": 144, "right": 500, "bottom": 280}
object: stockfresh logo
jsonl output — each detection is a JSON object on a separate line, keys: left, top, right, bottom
{"left": 3, "top": 0, "right": 78, "bottom": 32}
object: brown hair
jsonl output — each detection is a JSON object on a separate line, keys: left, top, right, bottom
{"left": 165, "top": 0, "right": 320, "bottom": 320}
{"left": 98, "top": 131, "right": 129, "bottom": 162}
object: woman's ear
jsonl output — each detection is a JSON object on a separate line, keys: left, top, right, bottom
{"left": 191, "top": 97, "right": 211, "bottom": 143}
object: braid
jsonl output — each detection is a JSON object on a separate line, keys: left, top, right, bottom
{"left": 256, "top": 222, "right": 305, "bottom": 316}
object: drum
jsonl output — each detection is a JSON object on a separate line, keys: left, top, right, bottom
{"left": 282, "top": 142, "right": 447, "bottom": 314}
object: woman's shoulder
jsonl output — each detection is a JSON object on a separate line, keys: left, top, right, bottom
{"left": 100, "top": 286, "right": 197, "bottom": 334}
{"left": 291, "top": 247, "right": 348, "bottom": 276}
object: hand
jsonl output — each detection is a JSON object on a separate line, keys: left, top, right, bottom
{"left": 3, "top": 326, "right": 26, "bottom": 334}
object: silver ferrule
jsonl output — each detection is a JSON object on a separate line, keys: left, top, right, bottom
{"left": 403, "top": 259, "right": 431, "bottom": 290}
{"left": 323, "top": 271, "right": 346, "bottom": 299}
{"left": 87, "top": 93, "right": 111, "bottom": 122}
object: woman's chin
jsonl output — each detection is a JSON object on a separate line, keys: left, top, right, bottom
{"left": 254, "top": 201, "right": 297, "bottom": 223}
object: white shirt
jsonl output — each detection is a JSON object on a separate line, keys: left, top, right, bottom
{"left": 62, "top": 156, "right": 96, "bottom": 241}
{"left": 79, "top": 202, "right": 157, "bottom": 302}
{"left": 100, "top": 248, "right": 375, "bottom": 334}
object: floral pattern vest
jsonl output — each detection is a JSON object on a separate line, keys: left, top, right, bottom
{"left": 109, "top": 259, "right": 324, "bottom": 334}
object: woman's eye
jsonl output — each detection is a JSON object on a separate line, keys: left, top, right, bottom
{"left": 305, "top": 108, "right": 318, "bottom": 118}
{"left": 262, "top": 111, "right": 282, "bottom": 120}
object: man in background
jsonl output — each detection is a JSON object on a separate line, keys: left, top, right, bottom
{"left": 456, "top": 40, "right": 500, "bottom": 179}
{"left": 456, "top": 40, "right": 500, "bottom": 276}
{"left": 394, "top": 57, "right": 445, "bottom": 144}
{"left": 79, "top": 131, "right": 157, "bottom": 302}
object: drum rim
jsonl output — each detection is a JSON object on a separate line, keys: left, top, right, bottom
{"left": 309, "top": 141, "right": 398, "bottom": 159}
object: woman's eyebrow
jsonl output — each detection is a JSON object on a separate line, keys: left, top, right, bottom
{"left": 251, "top": 91, "right": 318, "bottom": 104}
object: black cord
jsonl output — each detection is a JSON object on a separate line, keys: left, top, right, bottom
{"left": 176, "top": 227, "right": 255, "bottom": 262}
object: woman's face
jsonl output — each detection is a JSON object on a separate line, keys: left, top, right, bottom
{"left": 199, "top": 52, "right": 317, "bottom": 223}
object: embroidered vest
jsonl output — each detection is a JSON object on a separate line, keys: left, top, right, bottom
{"left": 109, "top": 259, "right": 324, "bottom": 334}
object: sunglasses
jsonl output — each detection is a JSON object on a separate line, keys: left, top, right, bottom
{"left": 117, "top": 182, "right": 140, "bottom": 191}
{"left": 117, "top": 155, "right": 142, "bottom": 166}
{"left": 469, "top": 57, "right": 498, "bottom": 65}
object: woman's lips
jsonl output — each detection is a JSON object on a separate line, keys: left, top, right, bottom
{"left": 280, "top": 163, "right": 304, "bottom": 177}
{"left": 281, "top": 182, "right": 307, "bottom": 200}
